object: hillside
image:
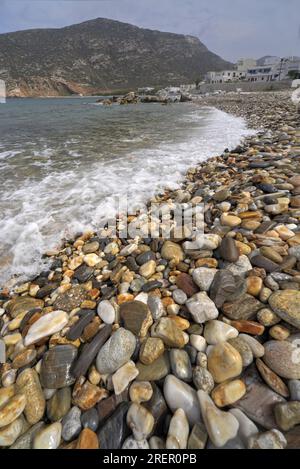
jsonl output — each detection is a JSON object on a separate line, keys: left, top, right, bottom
{"left": 0, "top": 18, "right": 232, "bottom": 97}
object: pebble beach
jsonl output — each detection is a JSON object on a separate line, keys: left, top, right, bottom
{"left": 1, "top": 90, "right": 300, "bottom": 449}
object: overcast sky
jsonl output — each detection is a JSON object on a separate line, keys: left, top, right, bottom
{"left": 0, "top": 0, "right": 299, "bottom": 62}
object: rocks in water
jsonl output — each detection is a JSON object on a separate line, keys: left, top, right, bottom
{"left": 198, "top": 390, "right": 239, "bottom": 448}
{"left": 72, "top": 325, "right": 112, "bottom": 378}
{"left": 163, "top": 374, "right": 201, "bottom": 426}
{"left": 47, "top": 387, "right": 71, "bottom": 422}
{"left": 152, "top": 317, "right": 186, "bottom": 348}
{"left": 161, "top": 241, "right": 184, "bottom": 263}
{"left": 186, "top": 292, "right": 218, "bottom": 324}
{"left": 268, "top": 289, "right": 300, "bottom": 329}
{"left": 166, "top": 408, "right": 189, "bottom": 449}
{"left": 204, "top": 320, "right": 238, "bottom": 344}
{"left": 256, "top": 358, "right": 289, "bottom": 398}
{"left": 24, "top": 310, "right": 69, "bottom": 346}
{"left": 274, "top": 401, "right": 300, "bottom": 431}
{"left": 219, "top": 237, "right": 239, "bottom": 263}
{"left": 40, "top": 345, "right": 78, "bottom": 389}
{"left": 212, "top": 379, "right": 246, "bottom": 407}
{"left": 16, "top": 368, "right": 45, "bottom": 425}
{"left": 96, "top": 327, "right": 136, "bottom": 374}
{"left": 207, "top": 342, "right": 243, "bottom": 383}
{"left": 247, "top": 429, "right": 287, "bottom": 449}
{"left": 97, "top": 300, "right": 115, "bottom": 324}
{"left": 120, "top": 301, "right": 153, "bottom": 337}
{"left": 169, "top": 349, "right": 192, "bottom": 381}
{"left": 112, "top": 360, "right": 139, "bottom": 395}
{"left": 192, "top": 268, "right": 217, "bottom": 291}
{"left": 126, "top": 403, "right": 154, "bottom": 440}
{"left": 263, "top": 340, "right": 300, "bottom": 379}
{"left": 0, "top": 394, "right": 26, "bottom": 428}
{"left": 61, "top": 406, "right": 82, "bottom": 442}
{"left": 33, "top": 422, "right": 62, "bottom": 449}
{"left": 139, "top": 337, "right": 165, "bottom": 365}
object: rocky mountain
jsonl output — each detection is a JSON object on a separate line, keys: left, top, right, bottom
{"left": 0, "top": 18, "right": 232, "bottom": 97}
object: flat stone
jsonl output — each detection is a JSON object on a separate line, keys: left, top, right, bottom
{"left": 288, "top": 380, "right": 300, "bottom": 401}
{"left": 238, "top": 334, "right": 265, "bottom": 358}
{"left": 144, "top": 383, "right": 167, "bottom": 434}
{"left": 97, "top": 300, "right": 115, "bottom": 324}
{"left": 172, "top": 289, "right": 187, "bottom": 305}
{"left": 222, "top": 294, "right": 263, "bottom": 321}
{"left": 247, "top": 429, "right": 287, "bottom": 449}
{"left": 81, "top": 407, "right": 99, "bottom": 432}
{"left": 220, "top": 238, "right": 239, "bottom": 263}
{"left": 207, "top": 342, "right": 243, "bottom": 383}
{"left": 96, "top": 327, "right": 136, "bottom": 374}
{"left": 33, "top": 422, "right": 62, "bottom": 449}
{"left": 274, "top": 401, "right": 300, "bottom": 431}
{"left": 256, "top": 358, "right": 289, "bottom": 398}
{"left": 161, "top": 241, "right": 184, "bottom": 263}
{"left": 16, "top": 368, "right": 45, "bottom": 425}
{"left": 193, "top": 366, "right": 214, "bottom": 393}
{"left": 127, "top": 402, "right": 154, "bottom": 441}
{"left": 0, "top": 394, "right": 26, "bottom": 428}
{"left": 73, "top": 265, "right": 94, "bottom": 283}
{"left": 112, "top": 360, "right": 139, "bottom": 395}
{"left": 53, "top": 285, "right": 88, "bottom": 312}
{"left": 260, "top": 246, "right": 283, "bottom": 264}
{"left": 195, "top": 234, "right": 221, "bottom": 250}
{"left": 73, "top": 380, "right": 107, "bottom": 411}
{"left": 72, "top": 325, "right": 112, "bottom": 378}
{"left": 264, "top": 340, "right": 300, "bottom": 379}
{"left": 136, "top": 250, "right": 156, "bottom": 265}
{"left": 136, "top": 352, "right": 170, "bottom": 381}
{"left": 229, "top": 408, "right": 258, "bottom": 446}
{"left": 210, "top": 270, "right": 246, "bottom": 308}
{"left": 10, "top": 421, "right": 44, "bottom": 449}
{"left": 0, "top": 339, "right": 5, "bottom": 363}
{"left": 76, "top": 428, "right": 99, "bottom": 449}
{"left": 175, "top": 273, "right": 199, "bottom": 297}
{"left": 12, "top": 348, "right": 37, "bottom": 368}
{"left": 139, "top": 337, "right": 165, "bottom": 365}
{"left": 97, "top": 402, "right": 130, "bottom": 449}
{"left": 0, "top": 385, "right": 15, "bottom": 408}
{"left": 47, "top": 387, "right": 71, "bottom": 422}
{"left": 269, "top": 290, "right": 300, "bottom": 329}
{"left": 188, "top": 422, "right": 208, "bottom": 449}
{"left": 61, "top": 406, "right": 82, "bottom": 442}
{"left": 225, "top": 255, "right": 252, "bottom": 277}
{"left": 166, "top": 408, "right": 189, "bottom": 449}
{"left": 190, "top": 334, "right": 206, "bottom": 352}
{"left": 82, "top": 241, "right": 99, "bottom": 254}
{"left": 228, "top": 337, "right": 254, "bottom": 367}
{"left": 251, "top": 255, "right": 279, "bottom": 273}
{"left": 152, "top": 317, "right": 186, "bottom": 348}
{"left": 97, "top": 389, "right": 128, "bottom": 423}
{"left": 163, "top": 374, "right": 201, "bottom": 426}
{"left": 204, "top": 320, "right": 238, "bottom": 344}
{"left": 198, "top": 390, "right": 239, "bottom": 448}
{"left": 229, "top": 319, "right": 264, "bottom": 335}
{"left": 66, "top": 310, "right": 95, "bottom": 340}
{"left": 212, "top": 379, "right": 246, "bottom": 407}
{"left": 232, "top": 365, "right": 285, "bottom": 429}
{"left": 120, "top": 301, "right": 153, "bottom": 337}
{"left": 6, "top": 296, "right": 44, "bottom": 318}
{"left": 0, "top": 417, "right": 24, "bottom": 447}
{"left": 40, "top": 345, "right": 77, "bottom": 389}
{"left": 129, "top": 381, "right": 153, "bottom": 404}
{"left": 24, "top": 310, "right": 69, "bottom": 346}
{"left": 170, "top": 349, "right": 192, "bottom": 381}
{"left": 186, "top": 292, "right": 218, "bottom": 324}
{"left": 192, "top": 268, "right": 217, "bottom": 291}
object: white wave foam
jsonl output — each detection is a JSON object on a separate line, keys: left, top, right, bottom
{"left": 0, "top": 107, "right": 255, "bottom": 286}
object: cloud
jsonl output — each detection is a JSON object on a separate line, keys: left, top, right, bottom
{"left": 0, "top": 0, "right": 299, "bottom": 61}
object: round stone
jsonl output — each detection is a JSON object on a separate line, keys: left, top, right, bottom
{"left": 62, "top": 406, "right": 82, "bottom": 442}
{"left": 81, "top": 407, "right": 99, "bottom": 432}
{"left": 212, "top": 379, "right": 246, "bottom": 407}
{"left": 204, "top": 320, "right": 238, "bottom": 345}
{"left": 269, "top": 290, "right": 300, "bottom": 329}
{"left": 129, "top": 381, "right": 153, "bottom": 403}
{"left": 97, "top": 300, "right": 115, "bottom": 324}
{"left": 96, "top": 327, "right": 136, "bottom": 374}
{"left": 33, "top": 422, "right": 62, "bottom": 449}
{"left": 263, "top": 340, "right": 300, "bottom": 379}
{"left": 192, "top": 366, "right": 214, "bottom": 393}
{"left": 207, "top": 342, "right": 243, "bottom": 383}
{"left": 161, "top": 241, "right": 184, "bottom": 263}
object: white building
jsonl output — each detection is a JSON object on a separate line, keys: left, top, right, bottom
{"left": 237, "top": 58, "right": 257, "bottom": 72}
{"left": 246, "top": 65, "right": 279, "bottom": 82}
{"left": 205, "top": 69, "right": 245, "bottom": 84}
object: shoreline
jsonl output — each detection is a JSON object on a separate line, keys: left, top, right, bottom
{"left": 1, "top": 90, "right": 300, "bottom": 449}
